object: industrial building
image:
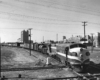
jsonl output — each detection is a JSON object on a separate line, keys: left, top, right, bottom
{"left": 97, "top": 32, "right": 100, "bottom": 47}
{"left": 21, "top": 30, "right": 29, "bottom": 43}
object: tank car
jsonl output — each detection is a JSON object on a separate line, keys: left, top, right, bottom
{"left": 51, "top": 43, "right": 90, "bottom": 72}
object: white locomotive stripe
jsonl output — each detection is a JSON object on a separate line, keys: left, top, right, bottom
{"left": 70, "top": 62, "right": 81, "bottom": 65}
{"left": 57, "top": 52, "right": 80, "bottom": 61}
{"left": 57, "top": 52, "right": 66, "bottom": 57}
{"left": 67, "top": 55, "right": 80, "bottom": 60}
{"left": 51, "top": 47, "right": 57, "bottom": 49}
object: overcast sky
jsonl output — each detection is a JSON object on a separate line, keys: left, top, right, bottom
{"left": 0, "top": 0, "right": 100, "bottom": 42}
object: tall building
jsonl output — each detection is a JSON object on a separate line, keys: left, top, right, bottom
{"left": 21, "top": 30, "right": 29, "bottom": 43}
{"left": 93, "top": 32, "right": 100, "bottom": 47}
{"left": 63, "top": 36, "right": 66, "bottom": 43}
{"left": 98, "top": 32, "right": 100, "bottom": 47}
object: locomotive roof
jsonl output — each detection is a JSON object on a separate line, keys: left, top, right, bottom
{"left": 56, "top": 43, "right": 85, "bottom": 48}
{"left": 56, "top": 43, "right": 71, "bottom": 47}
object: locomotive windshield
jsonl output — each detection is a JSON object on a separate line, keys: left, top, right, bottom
{"left": 78, "top": 44, "right": 87, "bottom": 48}
{"left": 70, "top": 44, "right": 87, "bottom": 49}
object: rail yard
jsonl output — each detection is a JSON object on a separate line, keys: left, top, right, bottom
{"left": 1, "top": 0, "right": 100, "bottom": 80}
{"left": 1, "top": 43, "right": 100, "bottom": 80}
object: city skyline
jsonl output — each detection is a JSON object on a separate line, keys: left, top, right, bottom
{"left": 0, "top": 0, "right": 100, "bottom": 42}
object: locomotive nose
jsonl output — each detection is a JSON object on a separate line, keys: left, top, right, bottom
{"left": 80, "top": 54, "right": 83, "bottom": 57}
{"left": 80, "top": 48, "right": 84, "bottom": 60}
{"left": 80, "top": 54, "right": 83, "bottom": 61}
{"left": 80, "top": 48, "right": 83, "bottom": 52}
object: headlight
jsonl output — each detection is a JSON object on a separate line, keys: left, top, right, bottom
{"left": 80, "top": 48, "right": 83, "bottom": 52}
{"left": 86, "top": 52, "right": 90, "bottom": 56}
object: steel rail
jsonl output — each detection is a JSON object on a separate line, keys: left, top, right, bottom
{"left": 89, "top": 64, "right": 100, "bottom": 70}
{"left": 1, "top": 65, "right": 66, "bottom": 72}
{"left": 0, "top": 76, "right": 84, "bottom": 80}
{"left": 1, "top": 74, "right": 100, "bottom": 80}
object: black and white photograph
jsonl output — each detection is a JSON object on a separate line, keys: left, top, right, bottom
{"left": 0, "top": 0, "right": 100, "bottom": 80}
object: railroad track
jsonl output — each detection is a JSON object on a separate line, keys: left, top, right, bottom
{"left": 90, "top": 63, "right": 100, "bottom": 69}
{"left": 70, "top": 68, "right": 100, "bottom": 80}
{"left": 1, "top": 47, "right": 100, "bottom": 80}
{"left": 66, "top": 61, "right": 100, "bottom": 80}
{"left": 1, "top": 65, "right": 66, "bottom": 72}
{"left": 47, "top": 51, "right": 100, "bottom": 80}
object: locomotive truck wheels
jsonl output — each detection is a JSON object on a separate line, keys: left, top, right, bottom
{"left": 83, "top": 65, "right": 88, "bottom": 72}
{"left": 70, "top": 65, "right": 83, "bottom": 72}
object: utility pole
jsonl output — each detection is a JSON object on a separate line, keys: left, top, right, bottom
{"left": 56, "top": 34, "right": 58, "bottom": 43}
{"left": 0, "top": 37, "right": 1, "bottom": 78}
{"left": 28, "top": 28, "right": 32, "bottom": 56}
{"left": 82, "top": 21, "right": 87, "bottom": 43}
{"left": 91, "top": 33, "right": 94, "bottom": 53}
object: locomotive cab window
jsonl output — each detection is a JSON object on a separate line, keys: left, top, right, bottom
{"left": 78, "top": 44, "right": 87, "bottom": 49}
{"left": 70, "top": 44, "right": 87, "bottom": 49}
{"left": 70, "top": 44, "right": 78, "bottom": 49}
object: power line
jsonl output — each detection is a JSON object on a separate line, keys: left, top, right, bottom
{"left": 0, "top": 18, "right": 80, "bottom": 26}
{"left": 1, "top": 0, "right": 100, "bottom": 27}
{"left": 15, "top": 0, "right": 100, "bottom": 17}
{"left": 0, "top": 1, "right": 81, "bottom": 20}
{"left": 1, "top": 13, "right": 100, "bottom": 26}
{"left": 38, "top": 0, "right": 100, "bottom": 15}
{"left": 2, "top": 0, "right": 100, "bottom": 25}
{"left": 0, "top": 16, "right": 100, "bottom": 26}
{"left": 0, "top": 27, "right": 88, "bottom": 34}
{"left": 88, "top": 22, "right": 100, "bottom": 25}
{"left": 0, "top": 16, "right": 81, "bottom": 25}
{"left": 0, "top": 11, "right": 82, "bottom": 22}
{"left": 2, "top": 0, "right": 100, "bottom": 18}
{"left": 0, "top": 1, "right": 82, "bottom": 22}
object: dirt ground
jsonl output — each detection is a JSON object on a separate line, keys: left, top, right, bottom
{"left": 1, "top": 46, "right": 76, "bottom": 79}
{"left": 1, "top": 69, "right": 77, "bottom": 79}
{"left": 1, "top": 46, "right": 100, "bottom": 79}
{"left": 88, "top": 47, "right": 100, "bottom": 64}
{"left": 1, "top": 47, "right": 38, "bottom": 68}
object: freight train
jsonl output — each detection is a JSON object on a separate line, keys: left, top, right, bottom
{"left": 2, "top": 42, "right": 90, "bottom": 72}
